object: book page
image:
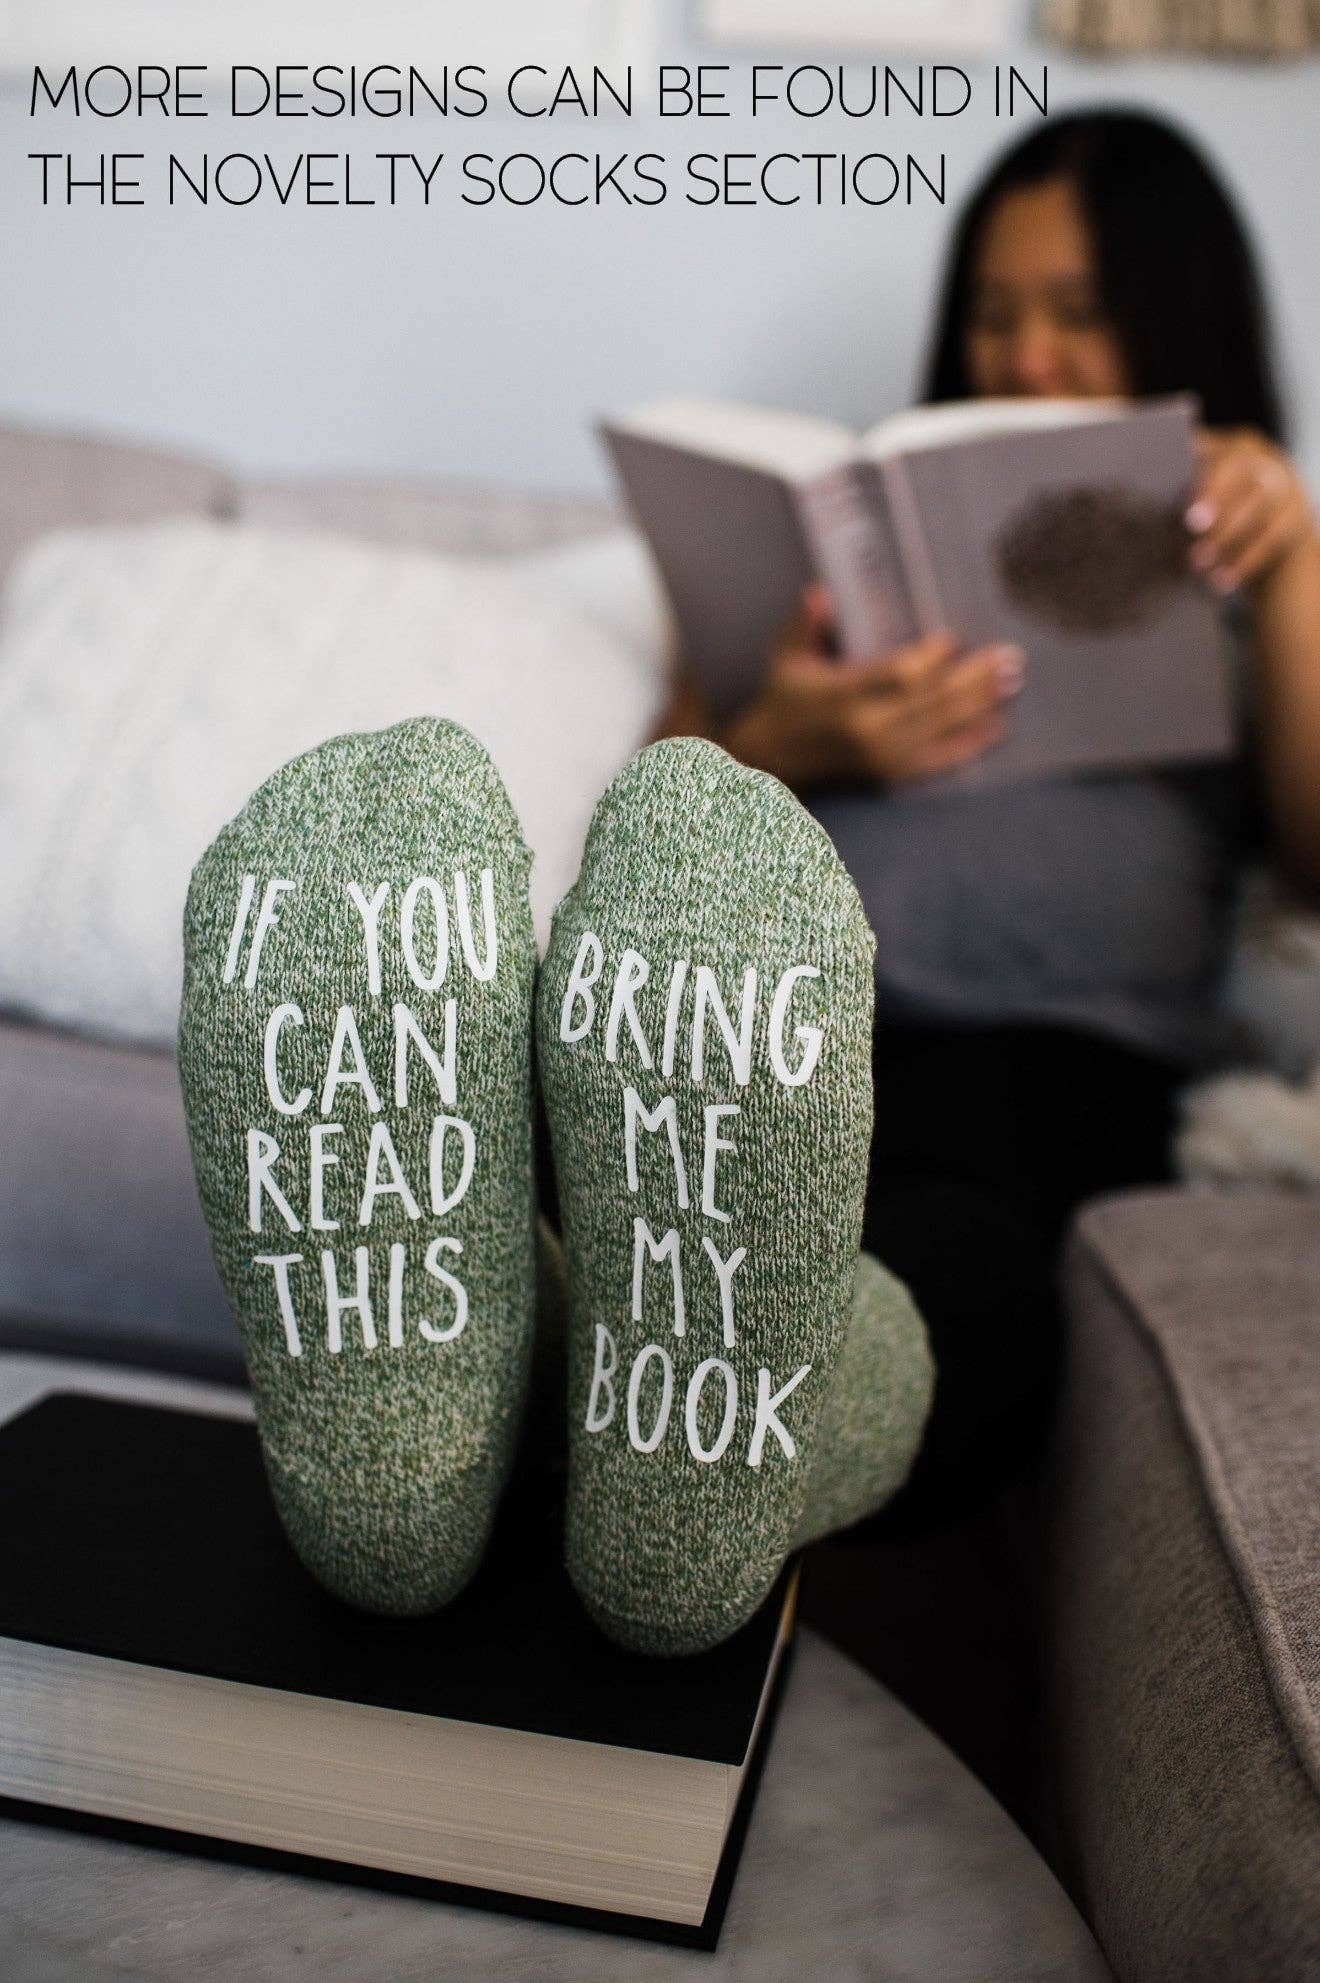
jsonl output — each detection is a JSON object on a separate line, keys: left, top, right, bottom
{"left": 798, "top": 463, "right": 918, "bottom": 654}
{"left": 860, "top": 396, "right": 1127, "bottom": 461}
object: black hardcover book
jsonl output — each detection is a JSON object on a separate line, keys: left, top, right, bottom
{"left": 0, "top": 1392, "right": 795, "bottom": 1947}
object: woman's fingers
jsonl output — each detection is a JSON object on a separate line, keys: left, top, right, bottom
{"left": 906, "top": 643, "right": 1024, "bottom": 740}
{"left": 1189, "top": 428, "right": 1313, "bottom": 590}
{"left": 1189, "top": 443, "right": 1259, "bottom": 532}
{"left": 1191, "top": 482, "right": 1280, "bottom": 587}
{"left": 848, "top": 629, "right": 960, "bottom": 693}
{"left": 845, "top": 642, "right": 1021, "bottom": 781}
{"left": 798, "top": 581, "right": 839, "bottom": 648}
{"left": 906, "top": 713, "right": 1009, "bottom": 781}
{"left": 1213, "top": 504, "right": 1310, "bottom": 592}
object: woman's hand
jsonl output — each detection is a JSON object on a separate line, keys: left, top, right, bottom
{"left": 1187, "top": 429, "right": 1318, "bottom": 596}
{"left": 722, "top": 586, "right": 1024, "bottom": 792}
{"left": 1191, "top": 430, "right": 1320, "bottom": 888}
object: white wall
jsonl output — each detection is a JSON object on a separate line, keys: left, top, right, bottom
{"left": 2, "top": 0, "right": 1316, "bottom": 492}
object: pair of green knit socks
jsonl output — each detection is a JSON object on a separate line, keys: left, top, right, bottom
{"left": 179, "top": 719, "right": 934, "bottom": 1655}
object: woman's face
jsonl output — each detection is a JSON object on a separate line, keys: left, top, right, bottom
{"left": 962, "top": 176, "right": 1132, "bottom": 401}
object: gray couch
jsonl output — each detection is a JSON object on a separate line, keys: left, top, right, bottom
{"left": 1054, "top": 1193, "right": 1319, "bottom": 1980}
{"left": 0, "top": 418, "right": 613, "bottom": 1377}
{"left": 0, "top": 419, "right": 1316, "bottom": 1980}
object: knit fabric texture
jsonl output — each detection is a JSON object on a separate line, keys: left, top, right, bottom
{"left": 792, "top": 1252, "right": 935, "bottom": 1549}
{"left": 537, "top": 737, "right": 880, "bottom": 1654}
{"left": 179, "top": 717, "right": 537, "bottom": 1616}
{"left": 531, "top": 1224, "right": 935, "bottom": 1546}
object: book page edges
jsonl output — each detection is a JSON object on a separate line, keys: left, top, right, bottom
{"left": 879, "top": 456, "right": 946, "bottom": 631}
{"left": 0, "top": 1636, "right": 732, "bottom": 1925}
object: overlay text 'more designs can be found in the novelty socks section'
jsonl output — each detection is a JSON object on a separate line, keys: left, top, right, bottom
{"left": 180, "top": 717, "right": 537, "bottom": 1617}
{"left": 538, "top": 736, "right": 918, "bottom": 1655}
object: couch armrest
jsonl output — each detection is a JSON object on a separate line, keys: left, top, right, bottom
{"left": 1049, "top": 1187, "right": 1320, "bottom": 1982}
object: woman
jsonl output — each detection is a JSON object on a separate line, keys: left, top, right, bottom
{"left": 660, "top": 110, "right": 1320, "bottom": 1520}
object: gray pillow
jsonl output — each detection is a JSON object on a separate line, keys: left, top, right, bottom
{"left": 0, "top": 424, "right": 231, "bottom": 583}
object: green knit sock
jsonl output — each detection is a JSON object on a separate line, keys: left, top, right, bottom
{"left": 179, "top": 717, "right": 537, "bottom": 1617}
{"left": 793, "top": 1253, "right": 934, "bottom": 1547}
{"left": 531, "top": 1225, "right": 934, "bottom": 1534}
{"left": 536, "top": 736, "right": 883, "bottom": 1655}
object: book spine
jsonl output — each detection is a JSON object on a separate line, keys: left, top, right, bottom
{"left": 795, "top": 463, "right": 918, "bottom": 657}
{"left": 878, "top": 455, "right": 947, "bottom": 635}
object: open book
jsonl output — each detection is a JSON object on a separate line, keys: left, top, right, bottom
{"left": 601, "top": 395, "right": 1235, "bottom": 789}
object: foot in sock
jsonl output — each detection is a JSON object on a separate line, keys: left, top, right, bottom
{"left": 180, "top": 717, "right": 537, "bottom": 1616}
{"left": 533, "top": 1225, "right": 934, "bottom": 1544}
{"left": 793, "top": 1252, "right": 934, "bottom": 1548}
{"left": 537, "top": 735, "right": 926, "bottom": 1654}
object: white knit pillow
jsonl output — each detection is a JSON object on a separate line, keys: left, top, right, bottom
{"left": 0, "top": 519, "right": 668, "bottom": 1045}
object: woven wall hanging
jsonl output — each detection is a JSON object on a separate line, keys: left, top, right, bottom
{"left": 1041, "top": 0, "right": 1320, "bottom": 55}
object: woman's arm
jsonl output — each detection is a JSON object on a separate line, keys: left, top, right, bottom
{"left": 653, "top": 586, "right": 1024, "bottom": 792}
{"left": 1188, "top": 432, "right": 1320, "bottom": 890}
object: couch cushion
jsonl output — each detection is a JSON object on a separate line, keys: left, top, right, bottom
{"left": 1053, "top": 1187, "right": 1320, "bottom": 1981}
{"left": 237, "top": 473, "right": 618, "bottom": 558}
{"left": 0, "top": 1018, "right": 240, "bottom": 1379}
{"left": 0, "top": 521, "right": 666, "bottom": 1046}
{"left": 0, "top": 424, "right": 230, "bottom": 582}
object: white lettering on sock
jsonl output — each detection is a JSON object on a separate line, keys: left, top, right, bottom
{"left": 244, "top": 878, "right": 295, "bottom": 991}
{"left": 221, "top": 874, "right": 257, "bottom": 985}
{"left": 262, "top": 1002, "right": 311, "bottom": 1116}
{"left": 253, "top": 1252, "right": 304, "bottom": 1356}
{"left": 605, "top": 947, "right": 653, "bottom": 1067}
{"left": 627, "top": 1343, "right": 674, "bottom": 1453}
{"left": 454, "top": 867, "right": 498, "bottom": 981}
{"left": 585, "top": 1323, "right": 618, "bottom": 1432}
{"left": 323, "top": 1246, "right": 377, "bottom": 1354}
{"left": 387, "top": 1239, "right": 407, "bottom": 1348}
{"left": 560, "top": 931, "right": 604, "bottom": 1043}
{"left": 748, "top": 1363, "right": 812, "bottom": 1467}
{"left": 393, "top": 999, "right": 456, "bottom": 1108}
{"left": 429, "top": 1114, "right": 476, "bottom": 1215}
{"left": 320, "top": 1005, "right": 382, "bottom": 1115}
{"left": 691, "top": 965, "right": 756, "bottom": 1087}
{"left": 358, "top": 1120, "right": 421, "bottom": 1226}
{"left": 346, "top": 881, "right": 390, "bottom": 996}
{"left": 701, "top": 1236, "right": 747, "bottom": 1348}
{"left": 701, "top": 1104, "right": 740, "bottom": 1224}
{"left": 400, "top": 877, "right": 450, "bottom": 991}
{"left": 420, "top": 1236, "right": 468, "bottom": 1342}
{"left": 246, "top": 1128, "right": 301, "bottom": 1234}
{"left": 768, "top": 966, "right": 823, "bottom": 1088}
{"left": 308, "top": 1121, "right": 343, "bottom": 1231}
{"left": 660, "top": 958, "right": 689, "bottom": 1079}
{"left": 622, "top": 1087, "right": 689, "bottom": 1209}
{"left": 631, "top": 1218, "right": 686, "bottom": 1337}
{"left": 685, "top": 1357, "right": 738, "bottom": 1463}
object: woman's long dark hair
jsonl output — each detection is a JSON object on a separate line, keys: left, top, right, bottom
{"left": 923, "top": 109, "right": 1286, "bottom": 441}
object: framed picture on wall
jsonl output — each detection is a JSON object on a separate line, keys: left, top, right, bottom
{"left": 0, "top": 0, "right": 658, "bottom": 79}
{"left": 697, "top": 0, "right": 1010, "bottom": 56}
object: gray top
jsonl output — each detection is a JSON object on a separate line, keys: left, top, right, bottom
{"left": 811, "top": 759, "right": 1248, "bottom": 1068}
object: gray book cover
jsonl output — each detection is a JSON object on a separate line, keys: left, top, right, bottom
{"left": 600, "top": 422, "right": 816, "bottom": 719}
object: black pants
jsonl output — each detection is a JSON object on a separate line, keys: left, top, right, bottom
{"left": 862, "top": 1021, "right": 1185, "bottom": 1525}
